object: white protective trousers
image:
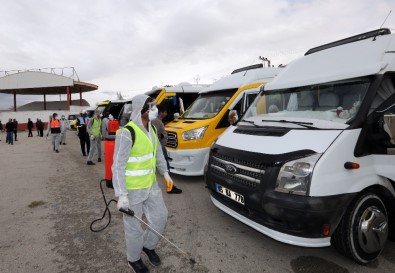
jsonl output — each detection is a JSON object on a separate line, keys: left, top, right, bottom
{"left": 123, "top": 182, "right": 168, "bottom": 262}
{"left": 87, "top": 138, "right": 102, "bottom": 161}
{"left": 60, "top": 131, "right": 67, "bottom": 144}
{"left": 52, "top": 133, "right": 60, "bottom": 150}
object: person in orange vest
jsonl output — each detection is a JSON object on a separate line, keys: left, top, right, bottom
{"left": 46, "top": 113, "right": 61, "bottom": 153}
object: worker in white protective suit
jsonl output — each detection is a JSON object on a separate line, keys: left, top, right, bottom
{"left": 112, "top": 94, "right": 173, "bottom": 273}
{"left": 87, "top": 109, "right": 102, "bottom": 165}
{"left": 59, "top": 115, "right": 70, "bottom": 145}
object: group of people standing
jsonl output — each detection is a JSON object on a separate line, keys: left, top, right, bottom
{"left": 27, "top": 118, "right": 45, "bottom": 137}
{"left": 0, "top": 118, "right": 18, "bottom": 145}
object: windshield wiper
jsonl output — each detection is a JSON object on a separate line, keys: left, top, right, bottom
{"left": 261, "top": 119, "right": 320, "bottom": 129}
{"left": 240, "top": 119, "right": 261, "bottom": 127}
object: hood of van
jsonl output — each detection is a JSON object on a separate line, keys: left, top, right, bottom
{"left": 216, "top": 126, "right": 342, "bottom": 154}
{"left": 165, "top": 119, "right": 209, "bottom": 131}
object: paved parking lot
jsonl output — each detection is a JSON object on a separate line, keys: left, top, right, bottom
{"left": 1, "top": 131, "right": 394, "bottom": 273}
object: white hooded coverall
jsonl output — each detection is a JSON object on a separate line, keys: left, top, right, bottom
{"left": 112, "top": 94, "right": 168, "bottom": 263}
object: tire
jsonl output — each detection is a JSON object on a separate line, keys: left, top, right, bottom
{"left": 332, "top": 192, "right": 389, "bottom": 264}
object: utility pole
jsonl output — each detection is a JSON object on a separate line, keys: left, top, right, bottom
{"left": 259, "top": 56, "right": 271, "bottom": 67}
{"left": 193, "top": 74, "right": 200, "bottom": 85}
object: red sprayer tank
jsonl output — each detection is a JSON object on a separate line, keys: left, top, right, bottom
{"left": 104, "top": 119, "right": 119, "bottom": 188}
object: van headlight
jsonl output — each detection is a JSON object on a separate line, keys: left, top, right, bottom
{"left": 182, "top": 126, "right": 208, "bottom": 141}
{"left": 275, "top": 153, "right": 321, "bottom": 196}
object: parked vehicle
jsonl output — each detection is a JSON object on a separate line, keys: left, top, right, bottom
{"left": 145, "top": 83, "right": 208, "bottom": 123}
{"left": 67, "top": 113, "right": 79, "bottom": 129}
{"left": 83, "top": 107, "right": 96, "bottom": 118}
{"left": 205, "top": 28, "right": 395, "bottom": 264}
{"left": 165, "top": 64, "right": 282, "bottom": 176}
{"left": 118, "top": 83, "right": 208, "bottom": 126}
{"left": 100, "top": 99, "right": 127, "bottom": 120}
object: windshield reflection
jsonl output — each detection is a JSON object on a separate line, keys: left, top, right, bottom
{"left": 182, "top": 89, "right": 236, "bottom": 119}
{"left": 243, "top": 77, "right": 371, "bottom": 128}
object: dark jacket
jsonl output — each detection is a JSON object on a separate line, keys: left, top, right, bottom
{"left": 28, "top": 120, "right": 34, "bottom": 129}
{"left": 37, "top": 121, "right": 44, "bottom": 130}
{"left": 6, "top": 122, "right": 15, "bottom": 132}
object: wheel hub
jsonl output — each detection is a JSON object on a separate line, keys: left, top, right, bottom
{"left": 358, "top": 206, "right": 388, "bottom": 254}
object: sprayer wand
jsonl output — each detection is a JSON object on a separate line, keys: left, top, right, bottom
{"left": 119, "top": 207, "right": 196, "bottom": 265}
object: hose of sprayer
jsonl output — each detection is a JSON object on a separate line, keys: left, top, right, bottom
{"left": 89, "top": 180, "right": 197, "bottom": 265}
{"left": 90, "top": 179, "right": 117, "bottom": 232}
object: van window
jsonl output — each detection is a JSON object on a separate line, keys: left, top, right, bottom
{"left": 103, "top": 102, "right": 125, "bottom": 120}
{"left": 119, "top": 102, "right": 133, "bottom": 127}
{"left": 244, "top": 77, "right": 371, "bottom": 127}
{"left": 97, "top": 106, "right": 106, "bottom": 114}
{"left": 368, "top": 77, "right": 395, "bottom": 114}
{"left": 182, "top": 89, "right": 237, "bottom": 119}
{"left": 245, "top": 93, "right": 258, "bottom": 112}
{"left": 356, "top": 76, "right": 395, "bottom": 156}
{"left": 158, "top": 93, "right": 200, "bottom": 123}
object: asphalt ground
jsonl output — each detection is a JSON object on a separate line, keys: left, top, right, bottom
{"left": 1, "top": 130, "right": 395, "bottom": 273}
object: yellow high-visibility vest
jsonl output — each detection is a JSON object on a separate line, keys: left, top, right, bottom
{"left": 120, "top": 121, "right": 158, "bottom": 189}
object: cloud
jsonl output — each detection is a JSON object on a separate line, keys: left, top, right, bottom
{"left": 1, "top": 0, "right": 394, "bottom": 109}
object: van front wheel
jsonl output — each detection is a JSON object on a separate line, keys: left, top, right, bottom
{"left": 332, "top": 193, "right": 389, "bottom": 264}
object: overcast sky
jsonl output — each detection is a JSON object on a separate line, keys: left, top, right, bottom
{"left": 0, "top": 0, "right": 394, "bottom": 109}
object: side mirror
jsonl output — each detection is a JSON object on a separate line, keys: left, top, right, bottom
{"left": 228, "top": 110, "right": 238, "bottom": 125}
{"left": 174, "top": 113, "right": 180, "bottom": 119}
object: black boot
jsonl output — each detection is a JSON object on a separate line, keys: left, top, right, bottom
{"left": 128, "top": 259, "right": 149, "bottom": 273}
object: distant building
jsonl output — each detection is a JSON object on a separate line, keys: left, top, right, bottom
{"left": 17, "top": 99, "right": 90, "bottom": 111}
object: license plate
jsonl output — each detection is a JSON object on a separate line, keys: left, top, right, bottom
{"left": 216, "top": 184, "right": 245, "bottom": 205}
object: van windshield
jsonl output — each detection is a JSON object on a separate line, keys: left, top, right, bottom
{"left": 243, "top": 77, "right": 371, "bottom": 128}
{"left": 119, "top": 103, "right": 132, "bottom": 127}
{"left": 97, "top": 106, "right": 106, "bottom": 113}
{"left": 181, "top": 89, "right": 237, "bottom": 119}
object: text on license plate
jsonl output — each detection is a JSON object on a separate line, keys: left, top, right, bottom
{"left": 216, "top": 184, "right": 244, "bottom": 205}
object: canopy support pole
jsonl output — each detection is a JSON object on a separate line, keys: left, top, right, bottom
{"left": 66, "top": 86, "right": 70, "bottom": 111}
{"left": 13, "top": 91, "right": 17, "bottom": 112}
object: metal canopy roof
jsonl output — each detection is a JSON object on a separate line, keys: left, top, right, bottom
{"left": 0, "top": 71, "right": 98, "bottom": 95}
{"left": 0, "top": 68, "right": 98, "bottom": 111}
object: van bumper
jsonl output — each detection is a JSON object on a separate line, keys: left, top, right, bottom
{"left": 208, "top": 186, "right": 355, "bottom": 245}
{"left": 167, "top": 147, "right": 210, "bottom": 176}
{"left": 211, "top": 196, "right": 331, "bottom": 247}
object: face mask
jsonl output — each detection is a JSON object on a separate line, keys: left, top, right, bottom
{"left": 148, "top": 107, "right": 158, "bottom": 121}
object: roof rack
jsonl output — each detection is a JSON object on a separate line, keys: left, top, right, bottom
{"left": 305, "top": 28, "right": 391, "bottom": 56}
{"left": 231, "top": 63, "right": 263, "bottom": 74}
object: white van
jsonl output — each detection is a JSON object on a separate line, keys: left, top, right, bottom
{"left": 206, "top": 28, "right": 395, "bottom": 264}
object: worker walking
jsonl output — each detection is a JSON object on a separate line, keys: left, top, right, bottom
{"left": 47, "top": 113, "right": 61, "bottom": 153}
{"left": 87, "top": 109, "right": 102, "bottom": 165}
{"left": 112, "top": 94, "right": 174, "bottom": 273}
{"left": 59, "top": 115, "right": 70, "bottom": 145}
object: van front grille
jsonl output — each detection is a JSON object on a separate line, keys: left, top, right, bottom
{"left": 210, "top": 155, "right": 266, "bottom": 188}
